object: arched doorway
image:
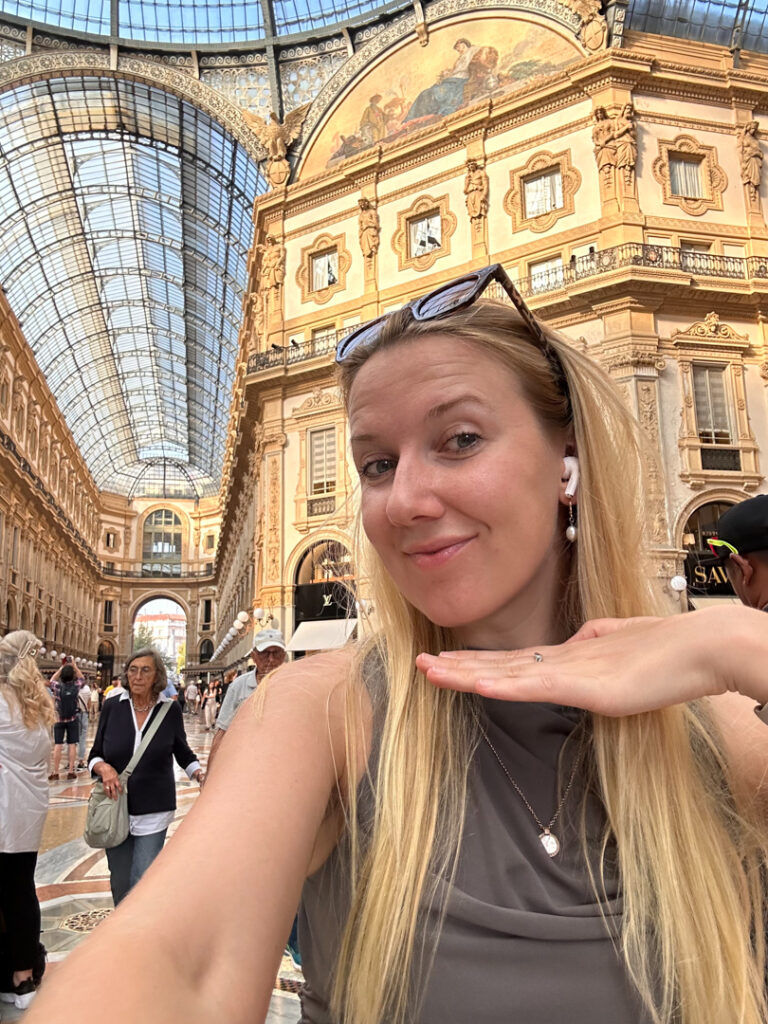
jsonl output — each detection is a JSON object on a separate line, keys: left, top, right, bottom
{"left": 682, "top": 501, "right": 736, "bottom": 602}
{"left": 133, "top": 597, "right": 187, "bottom": 682}
{"left": 291, "top": 540, "right": 356, "bottom": 656}
{"left": 98, "top": 640, "right": 114, "bottom": 686}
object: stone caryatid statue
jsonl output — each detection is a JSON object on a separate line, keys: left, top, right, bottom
{"left": 612, "top": 103, "right": 637, "bottom": 189}
{"left": 358, "top": 197, "right": 381, "bottom": 259}
{"left": 738, "top": 120, "right": 763, "bottom": 200}
{"left": 591, "top": 106, "right": 616, "bottom": 182}
{"left": 464, "top": 159, "right": 489, "bottom": 221}
{"left": 257, "top": 234, "right": 286, "bottom": 293}
{"left": 243, "top": 103, "right": 312, "bottom": 189}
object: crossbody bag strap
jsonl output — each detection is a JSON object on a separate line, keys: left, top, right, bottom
{"left": 121, "top": 701, "right": 173, "bottom": 781}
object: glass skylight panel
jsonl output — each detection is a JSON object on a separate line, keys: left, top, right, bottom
{"left": 271, "top": 0, "right": 399, "bottom": 32}
{"left": 118, "top": 0, "right": 262, "bottom": 45}
{"left": 0, "top": 0, "right": 110, "bottom": 35}
{"left": 626, "top": 0, "right": 768, "bottom": 51}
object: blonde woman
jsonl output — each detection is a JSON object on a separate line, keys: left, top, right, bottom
{"left": 0, "top": 631, "right": 53, "bottom": 1011}
{"left": 27, "top": 267, "right": 768, "bottom": 1024}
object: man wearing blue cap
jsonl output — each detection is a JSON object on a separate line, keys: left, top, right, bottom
{"left": 712, "top": 495, "right": 768, "bottom": 611}
{"left": 208, "top": 628, "right": 287, "bottom": 768}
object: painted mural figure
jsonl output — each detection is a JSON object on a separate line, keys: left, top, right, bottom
{"left": 358, "top": 198, "right": 381, "bottom": 258}
{"left": 591, "top": 106, "right": 616, "bottom": 181}
{"left": 359, "top": 95, "right": 387, "bottom": 145}
{"left": 612, "top": 103, "right": 637, "bottom": 187}
{"left": 738, "top": 120, "right": 763, "bottom": 198}
{"left": 404, "top": 39, "right": 478, "bottom": 122}
{"left": 464, "top": 160, "right": 489, "bottom": 220}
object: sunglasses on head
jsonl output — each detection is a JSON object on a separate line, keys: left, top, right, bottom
{"left": 707, "top": 538, "right": 739, "bottom": 558}
{"left": 335, "top": 264, "right": 571, "bottom": 405}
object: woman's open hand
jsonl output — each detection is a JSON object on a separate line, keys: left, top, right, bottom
{"left": 416, "top": 607, "right": 768, "bottom": 717}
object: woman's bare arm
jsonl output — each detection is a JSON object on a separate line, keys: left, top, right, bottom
{"left": 27, "top": 648, "right": 356, "bottom": 1024}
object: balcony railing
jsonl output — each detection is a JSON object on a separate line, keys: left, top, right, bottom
{"left": 245, "top": 245, "right": 768, "bottom": 374}
{"left": 516, "top": 244, "right": 767, "bottom": 297}
{"left": 100, "top": 565, "right": 215, "bottom": 579}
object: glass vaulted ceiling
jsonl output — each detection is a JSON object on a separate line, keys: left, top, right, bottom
{"left": 0, "top": 76, "right": 264, "bottom": 498}
{"left": 0, "top": 0, "right": 407, "bottom": 43}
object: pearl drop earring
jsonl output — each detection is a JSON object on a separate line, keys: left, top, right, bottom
{"left": 566, "top": 502, "right": 577, "bottom": 542}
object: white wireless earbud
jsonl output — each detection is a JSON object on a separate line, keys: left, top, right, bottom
{"left": 562, "top": 456, "right": 579, "bottom": 499}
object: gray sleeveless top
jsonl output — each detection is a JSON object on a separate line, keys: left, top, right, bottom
{"left": 298, "top": 681, "right": 651, "bottom": 1023}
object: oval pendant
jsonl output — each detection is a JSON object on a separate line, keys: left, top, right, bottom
{"left": 539, "top": 830, "right": 560, "bottom": 857}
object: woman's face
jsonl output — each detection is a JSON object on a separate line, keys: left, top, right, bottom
{"left": 349, "top": 335, "right": 571, "bottom": 649}
{"left": 127, "top": 656, "right": 156, "bottom": 700}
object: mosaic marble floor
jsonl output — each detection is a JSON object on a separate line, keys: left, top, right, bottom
{"left": 1, "top": 713, "right": 301, "bottom": 1022}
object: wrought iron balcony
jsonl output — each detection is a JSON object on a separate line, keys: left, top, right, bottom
{"left": 245, "top": 245, "right": 768, "bottom": 374}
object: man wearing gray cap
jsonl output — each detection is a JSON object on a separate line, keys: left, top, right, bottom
{"left": 208, "top": 628, "right": 287, "bottom": 768}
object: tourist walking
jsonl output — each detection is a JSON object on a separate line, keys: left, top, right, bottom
{"left": 0, "top": 631, "right": 54, "bottom": 1011}
{"left": 48, "top": 661, "right": 84, "bottom": 781}
{"left": 87, "top": 648, "right": 204, "bottom": 906}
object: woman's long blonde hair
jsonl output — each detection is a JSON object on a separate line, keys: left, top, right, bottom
{"left": 330, "top": 300, "right": 768, "bottom": 1024}
{"left": 0, "top": 630, "right": 54, "bottom": 731}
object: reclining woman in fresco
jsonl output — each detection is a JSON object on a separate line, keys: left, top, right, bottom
{"left": 28, "top": 266, "right": 768, "bottom": 1024}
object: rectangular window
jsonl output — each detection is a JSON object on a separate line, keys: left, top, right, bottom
{"left": 408, "top": 213, "right": 442, "bottom": 258}
{"left": 103, "top": 600, "right": 113, "bottom": 626}
{"left": 105, "top": 531, "right": 116, "bottom": 549}
{"left": 311, "top": 250, "right": 339, "bottom": 291}
{"left": 309, "top": 427, "right": 336, "bottom": 496}
{"left": 670, "top": 157, "right": 702, "bottom": 198}
{"left": 523, "top": 169, "right": 563, "bottom": 219}
{"left": 205, "top": 534, "right": 215, "bottom": 550}
{"left": 529, "top": 256, "right": 564, "bottom": 294}
{"left": 11, "top": 527, "right": 19, "bottom": 569}
{"left": 693, "top": 365, "right": 731, "bottom": 445}
{"left": 203, "top": 599, "right": 212, "bottom": 627}
{"left": 105, "top": 561, "right": 115, "bottom": 573}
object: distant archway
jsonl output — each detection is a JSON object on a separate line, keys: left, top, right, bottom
{"left": 98, "top": 640, "right": 115, "bottom": 686}
{"left": 133, "top": 597, "right": 187, "bottom": 680}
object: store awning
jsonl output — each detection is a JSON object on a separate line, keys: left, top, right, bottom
{"left": 688, "top": 595, "right": 741, "bottom": 609}
{"left": 287, "top": 619, "right": 358, "bottom": 652}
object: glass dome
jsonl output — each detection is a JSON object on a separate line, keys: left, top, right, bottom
{"left": 0, "top": 0, "right": 410, "bottom": 44}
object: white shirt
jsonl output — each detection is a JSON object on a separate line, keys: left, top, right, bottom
{"left": 0, "top": 691, "right": 52, "bottom": 852}
{"left": 88, "top": 693, "right": 201, "bottom": 837}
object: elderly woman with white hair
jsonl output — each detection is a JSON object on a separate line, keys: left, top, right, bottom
{"left": 0, "top": 631, "right": 53, "bottom": 1011}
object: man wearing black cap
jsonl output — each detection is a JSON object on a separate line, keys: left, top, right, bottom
{"left": 713, "top": 495, "right": 768, "bottom": 610}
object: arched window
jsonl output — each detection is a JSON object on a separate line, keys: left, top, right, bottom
{"left": 199, "top": 639, "right": 213, "bottom": 664}
{"left": 682, "top": 501, "right": 734, "bottom": 552}
{"left": 142, "top": 509, "right": 183, "bottom": 577}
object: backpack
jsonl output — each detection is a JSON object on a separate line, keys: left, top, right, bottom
{"left": 58, "top": 679, "right": 79, "bottom": 720}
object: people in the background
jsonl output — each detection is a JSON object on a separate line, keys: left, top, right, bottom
{"left": 710, "top": 495, "right": 768, "bottom": 610}
{"left": 76, "top": 680, "right": 91, "bottom": 770}
{"left": 201, "top": 678, "right": 220, "bottom": 733}
{"left": 0, "top": 631, "right": 54, "bottom": 1010}
{"left": 87, "top": 648, "right": 204, "bottom": 906}
{"left": 48, "top": 660, "right": 84, "bottom": 781}
{"left": 208, "top": 629, "right": 287, "bottom": 769}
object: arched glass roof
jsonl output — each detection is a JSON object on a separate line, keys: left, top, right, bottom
{"left": 0, "top": 0, "right": 408, "bottom": 44}
{"left": 0, "top": 75, "right": 264, "bottom": 498}
{"left": 626, "top": 0, "right": 768, "bottom": 52}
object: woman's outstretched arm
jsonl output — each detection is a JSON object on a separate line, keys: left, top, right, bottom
{"left": 27, "top": 649, "right": 355, "bottom": 1024}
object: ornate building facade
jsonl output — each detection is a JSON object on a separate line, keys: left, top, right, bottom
{"left": 217, "top": 3, "right": 768, "bottom": 658}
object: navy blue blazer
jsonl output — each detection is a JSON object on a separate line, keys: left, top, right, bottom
{"left": 88, "top": 697, "right": 197, "bottom": 816}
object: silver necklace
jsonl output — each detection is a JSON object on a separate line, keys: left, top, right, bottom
{"left": 132, "top": 700, "right": 154, "bottom": 713}
{"left": 476, "top": 718, "right": 584, "bottom": 858}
